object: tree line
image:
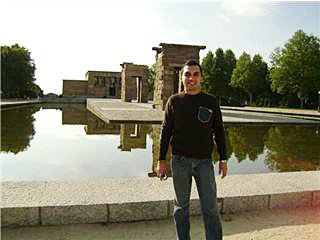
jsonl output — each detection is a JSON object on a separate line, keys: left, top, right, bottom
{"left": 1, "top": 44, "right": 43, "bottom": 99}
{"left": 201, "top": 30, "right": 320, "bottom": 108}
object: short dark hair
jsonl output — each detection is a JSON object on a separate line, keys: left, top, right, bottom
{"left": 183, "top": 59, "right": 203, "bottom": 76}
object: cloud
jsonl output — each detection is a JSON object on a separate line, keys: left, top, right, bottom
{"left": 221, "top": 1, "right": 275, "bottom": 17}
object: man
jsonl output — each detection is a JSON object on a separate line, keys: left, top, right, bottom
{"left": 157, "top": 59, "right": 227, "bottom": 240}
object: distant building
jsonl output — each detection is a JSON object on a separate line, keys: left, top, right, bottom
{"left": 86, "top": 71, "right": 121, "bottom": 98}
{"left": 63, "top": 71, "right": 121, "bottom": 98}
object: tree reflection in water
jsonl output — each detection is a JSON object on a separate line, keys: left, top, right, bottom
{"left": 225, "top": 124, "right": 320, "bottom": 172}
{"left": 226, "top": 125, "right": 269, "bottom": 162}
{"left": 264, "top": 125, "right": 320, "bottom": 172}
{"left": 1, "top": 106, "right": 40, "bottom": 154}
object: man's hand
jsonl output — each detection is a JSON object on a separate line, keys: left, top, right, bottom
{"left": 156, "top": 160, "right": 167, "bottom": 181}
{"left": 219, "top": 160, "right": 228, "bottom": 179}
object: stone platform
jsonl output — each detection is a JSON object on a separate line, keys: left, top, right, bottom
{"left": 87, "top": 99, "right": 164, "bottom": 123}
{"left": 1, "top": 171, "right": 319, "bottom": 227}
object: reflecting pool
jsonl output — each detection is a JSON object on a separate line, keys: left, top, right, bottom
{"left": 1, "top": 104, "right": 319, "bottom": 181}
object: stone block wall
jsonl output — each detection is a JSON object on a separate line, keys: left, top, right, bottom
{"left": 120, "top": 63, "right": 149, "bottom": 103}
{"left": 152, "top": 43, "right": 206, "bottom": 110}
{"left": 63, "top": 80, "right": 88, "bottom": 97}
{"left": 86, "top": 71, "right": 121, "bottom": 98}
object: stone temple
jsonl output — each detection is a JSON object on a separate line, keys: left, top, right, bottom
{"left": 62, "top": 43, "right": 206, "bottom": 107}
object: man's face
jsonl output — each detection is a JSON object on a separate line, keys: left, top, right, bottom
{"left": 182, "top": 65, "right": 203, "bottom": 94}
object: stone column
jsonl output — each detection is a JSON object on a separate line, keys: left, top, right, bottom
{"left": 121, "top": 63, "right": 149, "bottom": 103}
{"left": 152, "top": 43, "right": 206, "bottom": 110}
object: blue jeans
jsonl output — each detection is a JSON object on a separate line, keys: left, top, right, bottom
{"left": 172, "top": 154, "right": 222, "bottom": 240}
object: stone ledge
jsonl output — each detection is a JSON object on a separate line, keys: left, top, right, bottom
{"left": 109, "top": 201, "right": 168, "bottom": 222}
{"left": 1, "top": 171, "right": 319, "bottom": 227}
{"left": 1, "top": 207, "right": 39, "bottom": 227}
{"left": 40, "top": 204, "right": 108, "bottom": 225}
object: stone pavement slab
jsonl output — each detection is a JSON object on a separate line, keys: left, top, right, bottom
{"left": 2, "top": 207, "right": 319, "bottom": 240}
{"left": 87, "top": 99, "right": 164, "bottom": 123}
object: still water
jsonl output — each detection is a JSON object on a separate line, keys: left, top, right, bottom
{"left": 1, "top": 104, "right": 319, "bottom": 181}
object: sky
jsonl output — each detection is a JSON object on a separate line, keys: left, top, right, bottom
{"left": 1, "top": 0, "right": 319, "bottom": 94}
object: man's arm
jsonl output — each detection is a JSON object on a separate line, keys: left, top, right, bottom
{"left": 213, "top": 105, "right": 228, "bottom": 179}
{"left": 213, "top": 106, "right": 227, "bottom": 160}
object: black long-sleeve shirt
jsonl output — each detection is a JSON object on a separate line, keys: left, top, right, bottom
{"left": 159, "top": 92, "right": 227, "bottom": 161}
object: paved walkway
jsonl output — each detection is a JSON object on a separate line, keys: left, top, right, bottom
{"left": 222, "top": 106, "right": 320, "bottom": 118}
{"left": 221, "top": 110, "right": 319, "bottom": 124}
{"left": 2, "top": 207, "right": 319, "bottom": 240}
{"left": 0, "top": 99, "right": 41, "bottom": 107}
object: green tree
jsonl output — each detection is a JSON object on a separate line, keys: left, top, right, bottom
{"left": 270, "top": 30, "right": 320, "bottom": 108}
{"left": 251, "top": 54, "right": 270, "bottom": 105}
{"left": 212, "top": 48, "right": 226, "bottom": 103}
{"left": 230, "top": 52, "right": 268, "bottom": 105}
{"left": 201, "top": 50, "right": 214, "bottom": 93}
{"left": 201, "top": 49, "right": 237, "bottom": 105}
{"left": 230, "top": 52, "right": 253, "bottom": 104}
{"left": 224, "top": 49, "right": 244, "bottom": 105}
{"left": 1, "top": 44, "right": 42, "bottom": 98}
{"left": 224, "top": 50, "right": 237, "bottom": 78}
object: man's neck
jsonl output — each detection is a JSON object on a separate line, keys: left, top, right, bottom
{"left": 184, "top": 89, "right": 201, "bottom": 95}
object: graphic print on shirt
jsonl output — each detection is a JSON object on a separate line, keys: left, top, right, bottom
{"left": 198, "top": 106, "right": 213, "bottom": 123}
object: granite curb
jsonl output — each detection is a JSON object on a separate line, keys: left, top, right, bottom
{"left": 1, "top": 171, "right": 319, "bottom": 227}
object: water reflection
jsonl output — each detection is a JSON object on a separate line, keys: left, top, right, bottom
{"left": 149, "top": 125, "right": 172, "bottom": 177}
{"left": 1, "top": 104, "right": 319, "bottom": 181}
{"left": 226, "top": 125, "right": 269, "bottom": 162}
{"left": 226, "top": 124, "right": 320, "bottom": 171}
{"left": 1, "top": 106, "right": 40, "bottom": 154}
{"left": 265, "top": 125, "right": 320, "bottom": 171}
{"left": 59, "top": 104, "right": 150, "bottom": 151}
{"left": 85, "top": 113, "right": 120, "bottom": 135}
{"left": 119, "top": 124, "right": 150, "bottom": 151}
